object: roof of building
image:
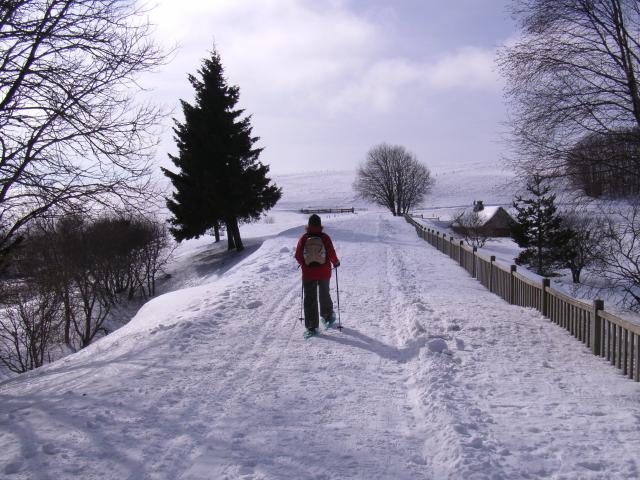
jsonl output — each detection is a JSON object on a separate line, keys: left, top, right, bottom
{"left": 452, "top": 205, "right": 513, "bottom": 227}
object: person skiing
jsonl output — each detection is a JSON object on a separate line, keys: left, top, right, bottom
{"left": 295, "top": 214, "right": 340, "bottom": 339}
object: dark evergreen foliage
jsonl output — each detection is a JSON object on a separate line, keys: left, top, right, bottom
{"left": 511, "top": 176, "right": 571, "bottom": 276}
{"left": 162, "top": 48, "right": 281, "bottom": 251}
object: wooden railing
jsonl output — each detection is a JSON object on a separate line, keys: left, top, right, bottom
{"left": 411, "top": 213, "right": 440, "bottom": 220}
{"left": 300, "top": 207, "right": 355, "bottom": 214}
{"left": 406, "top": 214, "right": 640, "bottom": 382}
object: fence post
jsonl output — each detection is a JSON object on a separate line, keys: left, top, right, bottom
{"left": 472, "top": 246, "right": 477, "bottom": 278}
{"left": 459, "top": 241, "right": 464, "bottom": 267}
{"left": 591, "top": 299, "right": 604, "bottom": 356}
{"left": 489, "top": 256, "right": 496, "bottom": 292}
{"left": 449, "top": 236, "right": 454, "bottom": 259}
{"left": 509, "top": 265, "right": 516, "bottom": 304}
{"left": 542, "top": 278, "right": 550, "bottom": 316}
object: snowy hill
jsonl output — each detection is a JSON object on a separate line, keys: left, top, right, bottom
{"left": 272, "top": 163, "right": 517, "bottom": 212}
{"left": 2, "top": 168, "right": 640, "bottom": 479}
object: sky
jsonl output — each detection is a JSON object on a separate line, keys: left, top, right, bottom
{"left": 144, "top": 0, "right": 517, "bottom": 175}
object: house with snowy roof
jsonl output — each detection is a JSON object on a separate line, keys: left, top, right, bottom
{"left": 451, "top": 200, "right": 516, "bottom": 237}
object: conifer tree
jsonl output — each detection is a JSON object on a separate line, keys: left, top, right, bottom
{"left": 162, "top": 48, "right": 281, "bottom": 251}
{"left": 511, "top": 175, "right": 570, "bottom": 276}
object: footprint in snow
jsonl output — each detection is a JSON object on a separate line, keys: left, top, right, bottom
{"left": 469, "top": 326, "right": 486, "bottom": 332}
{"left": 246, "top": 301, "right": 263, "bottom": 309}
{"left": 427, "top": 338, "right": 449, "bottom": 353}
{"left": 453, "top": 424, "right": 469, "bottom": 435}
{"left": 578, "top": 462, "right": 605, "bottom": 472}
{"left": 4, "top": 462, "right": 22, "bottom": 475}
{"left": 469, "top": 437, "right": 484, "bottom": 448}
{"left": 42, "top": 443, "right": 58, "bottom": 455}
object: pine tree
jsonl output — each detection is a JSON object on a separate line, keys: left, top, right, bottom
{"left": 162, "top": 48, "right": 281, "bottom": 251}
{"left": 511, "top": 175, "right": 570, "bottom": 276}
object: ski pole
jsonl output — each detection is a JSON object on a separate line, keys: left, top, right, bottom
{"left": 293, "top": 263, "right": 303, "bottom": 328}
{"left": 297, "top": 283, "right": 303, "bottom": 327}
{"left": 335, "top": 266, "right": 342, "bottom": 331}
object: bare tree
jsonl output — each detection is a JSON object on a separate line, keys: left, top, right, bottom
{"left": 451, "top": 209, "right": 490, "bottom": 248}
{"left": 58, "top": 214, "right": 173, "bottom": 348}
{"left": 0, "top": 211, "right": 174, "bottom": 366}
{"left": 595, "top": 201, "right": 640, "bottom": 309}
{"left": 11, "top": 214, "right": 112, "bottom": 350}
{"left": 0, "top": 288, "right": 61, "bottom": 373}
{"left": 556, "top": 211, "right": 604, "bottom": 283}
{"left": 0, "top": 0, "right": 168, "bottom": 265}
{"left": 498, "top": 0, "right": 640, "bottom": 178}
{"left": 354, "top": 143, "right": 433, "bottom": 215}
{"left": 135, "top": 218, "right": 174, "bottom": 298}
{"left": 566, "top": 129, "right": 640, "bottom": 197}
{"left": 397, "top": 154, "right": 435, "bottom": 214}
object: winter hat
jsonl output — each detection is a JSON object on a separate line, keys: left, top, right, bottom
{"left": 308, "top": 214, "right": 321, "bottom": 227}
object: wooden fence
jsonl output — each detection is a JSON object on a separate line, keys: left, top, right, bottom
{"left": 406, "top": 214, "right": 640, "bottom": 382}
{"left": 300, "top": 207, "right": 355, "bottom": 214}
{"left": 411, "top": 213, "right": 440, "bottom": 221}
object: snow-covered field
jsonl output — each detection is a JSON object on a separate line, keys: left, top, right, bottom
{"left": 2, "top": 168, "right": 640, "bottom": 479}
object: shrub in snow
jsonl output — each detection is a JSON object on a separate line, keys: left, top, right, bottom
{"left": 0, "top": 288, "right": 61, "bottom": 373}
{"left": 427, "top": 338, "right": 448, "bottom": 354}
{"left": 0, "top": 213, "right": 174, "bottom": 364}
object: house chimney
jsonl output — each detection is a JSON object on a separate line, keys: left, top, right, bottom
{"left": 473, "top": 200, "right": 484, "bottom": 212}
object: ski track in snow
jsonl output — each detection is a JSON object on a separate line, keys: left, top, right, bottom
{"left": 1, "top": 213, "right": 640, "bottom": 479}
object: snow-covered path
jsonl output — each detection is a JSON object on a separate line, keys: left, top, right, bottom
{"left": 2, "top": 213, "right": 640, "bottom": 479}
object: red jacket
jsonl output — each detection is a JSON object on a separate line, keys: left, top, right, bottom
{"left": 295, "top": 225, "right": 339, "bottom": 281}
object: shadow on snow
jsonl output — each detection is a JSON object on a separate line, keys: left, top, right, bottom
{"left": 317, "top": 327, "right": 427, "bottom": 364}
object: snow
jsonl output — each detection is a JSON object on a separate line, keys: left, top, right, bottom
{"left": 476, "top": 206, "right": 500, "bottom": 223}
{"left": 2, "top": 169, "right": 640, "bottom": 479}
{"left": 449, "top": 206, "right": 504, "bottom": 226}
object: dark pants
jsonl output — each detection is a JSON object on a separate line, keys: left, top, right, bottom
{"left": 303, "top": 279, "right": 333, "bottom": 329}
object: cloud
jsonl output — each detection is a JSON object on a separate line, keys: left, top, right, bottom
{"left": 144, "top": 0, "right": 507, "bottom": 173}
{"left": 324, "top": 47, "right": 500, "bottom": 114}
{"left": 148, "top": 1, "right": 498, "bottom": 110}
{"left": 426, "top": 47, "right": 499, "bottom": 90}
{"left": 149, "top": 0, "right": 378, "bottom": 91}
